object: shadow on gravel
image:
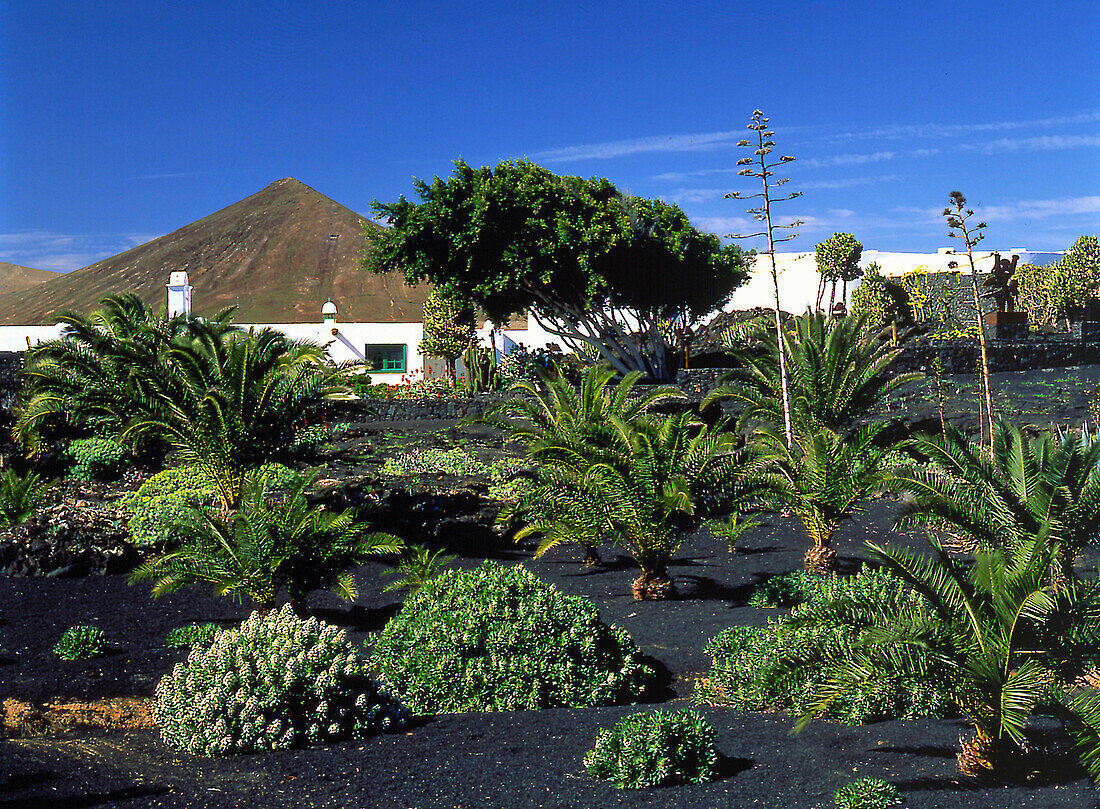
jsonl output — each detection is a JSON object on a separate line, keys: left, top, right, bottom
{"left": 636, "top": 655, "right": 676, "bottom": 704}
{"left": 310, "top": 603, "right": 400, "bottom": 632}
{"left": 0, "top": 784, "right": 170, "bottom": 808}
{"left": 712, "top": 754, "right": 755, "bottom": 782}
{"left": 871, "top": 743, "right": 957, "bottom": 758}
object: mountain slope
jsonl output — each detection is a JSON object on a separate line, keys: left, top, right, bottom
{"left": 0, "top": 178, "right": 431, "bottom": 325}
{"left": 0, "top": 263, "right": 59, "bottom": 297}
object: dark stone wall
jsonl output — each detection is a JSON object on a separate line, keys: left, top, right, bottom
{"left": 678, "top": 336, "right": 1100, "bottom": 395}
{"left": 0, "top": 351, "right": 23, "bottom": 412}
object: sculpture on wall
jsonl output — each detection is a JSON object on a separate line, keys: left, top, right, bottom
{"left": 982, "top": 253, "right": 1020, "bottom": 312}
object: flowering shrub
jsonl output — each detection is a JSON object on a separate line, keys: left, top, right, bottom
{"left": 153, "top": 605, "right": 406, "bottom": 756}
{"left": 584, "top": 709, "right": 718, "bottom": 789}
{"left": 53, "top": 624, "right": 109, "bottom": 660}
{"left": 369, "top": 561, "right": 652, "bottom": 713}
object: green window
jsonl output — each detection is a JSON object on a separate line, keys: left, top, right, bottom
{"left": 365, "top": 343, "right": 406, "bottom": 373}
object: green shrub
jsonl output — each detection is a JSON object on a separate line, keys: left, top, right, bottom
{"left": 61, "top": 437, "right": 129, "bottom": 481}
{"left": 119, "top": 462, "right": 296, "bottom": 548}
{"left": 381, "top": 447, "right": 487, "bottom": 477}
{"left": 0, "top": 468, "right": 51, "bottom": 529}
{"left": 749, "top": 570, "right": 826, "bottom": 608}
{"left": 695, "top": 569, "right": 951, "bottom": 724}
{"left": 369, "top": 561, "right": 653, "bottom": 713}
{"left": 1090, "top": 384, "right": 1100, "bottom": 427}
{"left": 832, "top": 777, "right": 903, "bottom": 809}
{"left": 53, "top": 624, "right": 109, "bottom": 660}
{"left": 584, "top": 709, "right": 717, "bottom": 789}
{"left": 153, "top": 605, "right": 406, "bottom": 756}
{"left": 165, "top": 623, "right": 221, "bottom": 649}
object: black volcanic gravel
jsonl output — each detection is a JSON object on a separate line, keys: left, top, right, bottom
{"left": 3, "top": 365, "right": 1100, "bottom": 809}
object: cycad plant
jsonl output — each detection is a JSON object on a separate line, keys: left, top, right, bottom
{"left": 13, "top": 293, "right": 235, "bottom": 455}
{"left": 890, "top": 421, "right": 1100, "bottom": 582}
{"left": 0, "top": 468, "right": 51, "bottom": 528}
{"left": 800, "top": 535, "right": 1100, "bottom": 781}
{"left": 754, "top": 422, "right": 901, "bottom": 573}
{"left": 507, "top": 410, "right": 761, "bottom": 599}
{"left": 122, "top": 327, "right": 348, "bottom": 511}
{"left": 705, "top": 311, "right": 920, "bottom": 435}
{"left": 131, "top": 471, "right": 402, "bottom": 615}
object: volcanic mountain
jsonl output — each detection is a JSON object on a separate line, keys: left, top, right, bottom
{"left": 0, "top": 263, "right": 59, "bottom": 297}
{"left": 0, "top": 178, "right": 432, "bottom": 325}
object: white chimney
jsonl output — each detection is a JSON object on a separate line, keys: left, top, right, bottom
{"left": 321, "top": 297, "right": 338, "bottom": 323}
{"left": 167, "top": 271, "right": 192, "bottom": 318}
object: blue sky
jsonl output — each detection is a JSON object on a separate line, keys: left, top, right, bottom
{"left": 2, "top": 0, "right": 1097, "bottom": 272}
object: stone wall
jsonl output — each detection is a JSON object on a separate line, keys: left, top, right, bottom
{"left": 0, "top": 351, "right": 23, "bottom": 412}
{"left": 677, "top": 336, "right": 1100, "bottom": 396}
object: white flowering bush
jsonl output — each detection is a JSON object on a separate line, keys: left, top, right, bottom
{"left": 153, "top": 605, "right": 406, "bottom": 756}
{"left": 369, "top": 561, "right": 653, "bottom": 713}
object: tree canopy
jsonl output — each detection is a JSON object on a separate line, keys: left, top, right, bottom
{"left": 364, "top": 159, "right": 748, "bottom": 380}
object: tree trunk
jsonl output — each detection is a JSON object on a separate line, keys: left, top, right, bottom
{"left": 632, "top": 567, "right": 675, "bottom": 600}
{"left": 582, "top": 545, "right": 602, "bottom": 567}
{"left": 804, "top": 543, "right": 837, "bottom": 574}
{"left": 957, "top": 732, "right": 1022, "bottom": 779}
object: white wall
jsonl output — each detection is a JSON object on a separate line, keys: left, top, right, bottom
{"left": 723, "top": 248, "right": 1063, "bottom": 316}
{"left": 0, "top": 324, "right": 65, "bottom": 351}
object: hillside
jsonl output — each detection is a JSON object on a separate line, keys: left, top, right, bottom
{"left": 0, "top": 263, "right": 59, "bottom": 296}
{"left": 0, "top": 179, "right": 431, "bottom": 325}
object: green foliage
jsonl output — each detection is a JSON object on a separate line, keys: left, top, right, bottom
{"left": 131, "top": 471, "right": 402, "bottom": 613}
{"left": 850, "top": 264, "right": 904, "bottom": 329}
{"left": 419, "top": 288, "right": 476, "bottom": 378}
{"left": 165, "top": 622, "right": 221, "bottom": 649}
{"left": 381, "top": 447, "right": 486, "bottom": 477}
{"left": 14, "top": 294, "right": 349, "bottom": 511}
{"left": 695, "top": 568, "right": 951, "bottom": 724}
{"left": 152, "top": 605, "right": 407, "bottom": 756}
{"left": 61, "top": 437, "right": 130, "bottom": 481}
{"left": 583, "top": 709, "right": 718, "bottom": 789}
{"left": 367, "top": 158, "right": 748, "bottom": 380}
{"left": 753, "top": 422, "right": 902, "bottom": 571}
{"left": 369, "top": 562, "right": 653, "bottom": 713}
{"left": 1048, "top": 235, "right": 1100, "bottom": 319}
{"left": 53, "top": 624, "right": 109, "bottom": 660}
{"left": 815, "top": 232, "right": 864, "bottom": 309}
{"left": 119, "top": 463, "right": 294, "bottom": 548}
{"left": 748, "top": 570, "right": 821, "bottom": 608}
{"left": 705, "top": 512, "right": 761, "bottom": 552}
{"left": 0, "top": 468, "right": 51, "bottom": 529}
{"left": 380, "top": 545, "right": 457, "bottom": 593}
{"left": 1090, "top": 384, "right": 1100, "bottom": 426}
{"left": 832, "top": 778, "right": 903, "bottom": 809}
{"left": 889, "top": 421, "right": 1100, "bottom": 581}
{"left": 707, "top": 311, "right": 921, "bottom": 435}
{"left": 805, "top": 536, "right": 1100, "bottom": 779}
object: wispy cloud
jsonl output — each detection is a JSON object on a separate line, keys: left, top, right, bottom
{"left": 800, "top": 148, "right": 941, "bottom": 169}
{"left": 824, "top": 111, "right": 1100, "bottom": 143}
{"left": 980, "top": 195, "right": 1100, "bottom": 221}
{"left": 965, "top": 134, "right": 1100, "bottom": 153}
{"left": 798, "top": 174, "right": 902, "bottom": 190}
{"left": 129, "top": 171, "right": 205, "bottom": 181}
{"left": 0, "top": 230, "right": 160, "bottom": 273}
{"left": 532, "top": 130, "right": 745, "bottom": 162}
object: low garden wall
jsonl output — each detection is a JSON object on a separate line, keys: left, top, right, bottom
{"left": 678, "top": 336, "right": 1100, "bottom": 395}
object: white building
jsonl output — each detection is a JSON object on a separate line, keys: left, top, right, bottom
{"left": 726, "top": 248, "right": 1062, "bottom": 315}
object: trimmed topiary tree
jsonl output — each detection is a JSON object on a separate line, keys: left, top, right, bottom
{"left": 584, "top": 709, "right": 718, "bottom": 789}
{"left": 153, "top": 605, "right": 406, "bottom": 756}
{"left": 369, "top": 561, "right": 653, "bottom": 713}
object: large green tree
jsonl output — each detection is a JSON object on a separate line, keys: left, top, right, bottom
{"left": 365, "top": 159, "right": 748, "bottom": 381}
{"left": 418, "top": 288, "right": 475, "bottom": 381}
{"left": 1049, "top": 235, "right": 1100, "bottom": 323}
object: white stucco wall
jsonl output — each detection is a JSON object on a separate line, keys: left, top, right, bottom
{"left": 724, "top": 248, "right": 1063, "bottom": 316}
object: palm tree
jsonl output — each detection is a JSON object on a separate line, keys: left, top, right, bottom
{"left": 507, "top": 410, "right": 763, "bottom": 599}
{"left": 489, "top": 363, "right": 686, "bottom": 565}
{"left": 800, "top": 535, "right": 1100, "bottom": 781}
{"left": 0, "top": 468, "right": 51, "bottom": 528}
{"left": 705, "top": 311, "right": 921, "bottom": 436}
{"left": 131, "top": 471, "right": 402, "bottom": 615}
{"left": 122, "top": 327, "right": 348, "bottom": 510}
{"left": 13, "top": 293, "right": 235, "bottom": 455}
{"left": 890, "top": 421, "right": 1100, "bottom": 582}
{"left": 754, "top": 421, "right": 901, "bottom": 573}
